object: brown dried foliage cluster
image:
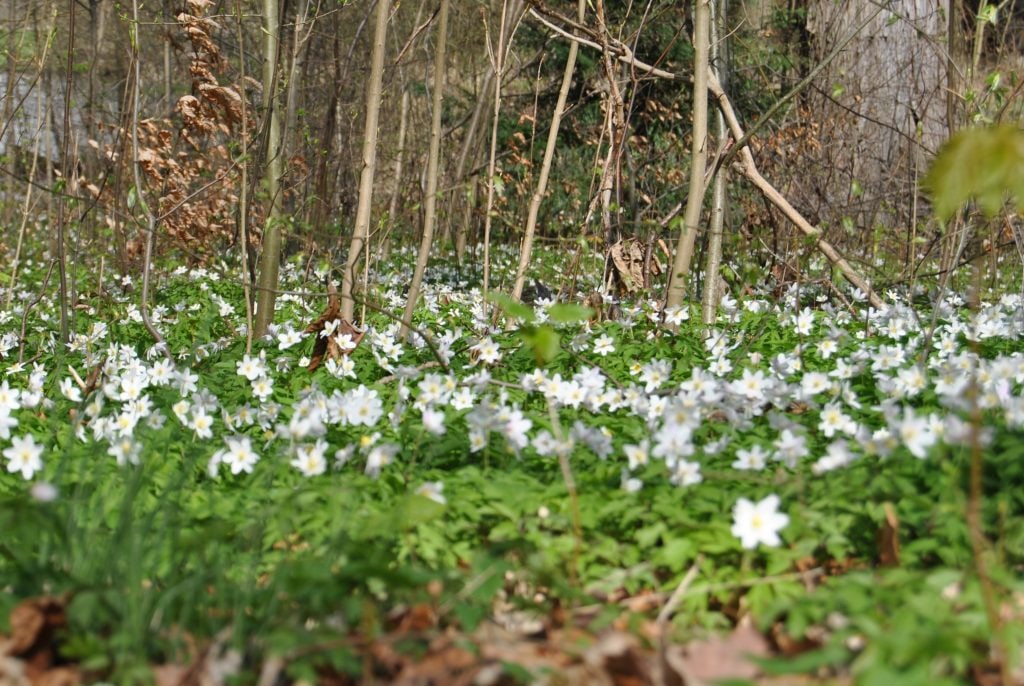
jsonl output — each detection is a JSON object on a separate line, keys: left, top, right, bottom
{"left": 138, "top": 0, "right": 254, "bottom": 256}
{"left": 86, "top": 0, "right": 255, "bottom": 264}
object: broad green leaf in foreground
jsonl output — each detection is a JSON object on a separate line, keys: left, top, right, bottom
{"left": 924, "top": 125, "right": 1024, "bottom": 220}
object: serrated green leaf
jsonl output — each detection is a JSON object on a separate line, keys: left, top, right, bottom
{"left": 546, "top": 303, "right": 594, "bottom": 324}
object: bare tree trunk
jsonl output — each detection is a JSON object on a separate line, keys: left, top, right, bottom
{"left": 481, "top": 0, "right": 523, "bottom": 301}
{"left": 254, "top": 0, "right": 284, "bottom": 336}
{"left": 511, "top": 0, "right": 584, "bottom": 302}
{"left": 340, "top": 0, "right": 390, "bottom": 323}
{"left": 283, "top": 0, "right": 316, "bottom": 206}
{"left": 451, "top": 66, "right": 494, "bottom": 260}
{"left": 401, "top": 0, "right": 448, "bottom": 338}
{"left": 592, "top": 0, "right": 628, "bottom": 245}
{"left": 384, "top": 87, "right": 411, "bottom": 259}
{"left": 666, "top": 0, "right": 710, "bottom": 310}
{"left": 236, "top": 0, "right": 254, "bottom": 352}
{"left": 55, "top": 0, "right": 77, "bottom": 344}
{"left": 702, "top": 0, "right": 728, "bottom": 324}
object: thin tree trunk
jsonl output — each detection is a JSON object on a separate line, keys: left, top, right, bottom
{"left": 702, "top": 0, "right": 728, "bottom": 324}
{"left": 592, "top": 0, "right": 627, "bottom": 245}
{"left": 451, "top": 67, "right": 494, "bottom": 260}
{"left": 511, "top": 0, "right": 584, "bottom": 301}
{"left": 401, "top": 0, "right": 449, "bottom": 339}
{"left": 254, "top": 0, "right": 284, "bottom": 336}
{"left": 340, "top": 0, "right": 390, "bottom": 323}
{"left": 236, "top": 0, "right": 254, "bottom": 352}
{"left": 55, "top": 0, "right": 76, "bottom": 344}
{"left": 481, "top": 0, "right": 523, "bottom": 302}
{"left": 666, "top": 0, "right": 710, "bottom": 309}
{"left": 283, "top": 0, "right": 315, "bottom": 209}
{"left": 384, "top": 87, "right": 411, "bottom": 258}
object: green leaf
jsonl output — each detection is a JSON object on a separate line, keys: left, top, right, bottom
{"left": 486, "top": 291, "right": 534, "bottom": 322}
{"left": 399, "top": 494, "right": 446, "bottom": 529}
{"left": 546, "top": 303, "right": 594, "bottom": 324}
{"left": 521, "top": 325, "right": 560, "bottom": 365}
{"left": 923, "top": 125, "right": 1024, "bottom": 220}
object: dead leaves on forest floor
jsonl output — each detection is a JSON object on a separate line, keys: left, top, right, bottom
{"left": 0, "top": 592, "right": 837, "bottom": 686}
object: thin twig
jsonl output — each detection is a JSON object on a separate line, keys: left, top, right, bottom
{"left": 18, "top": 260, "right": 56, "bottom": 364}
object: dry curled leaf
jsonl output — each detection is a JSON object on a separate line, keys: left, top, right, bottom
{"left": 304, "top": 286, "right": 364, "bottom": 372}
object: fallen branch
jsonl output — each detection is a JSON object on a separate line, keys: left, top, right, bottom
{"left": 708, "top": 72, "right": 884, "bottom": 310}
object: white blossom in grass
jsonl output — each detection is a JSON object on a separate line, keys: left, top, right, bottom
{"left": 652, "top": 423, "right": 694, "bottom": 464}
{"left": 708, "top": 355, "right": 733, "bottom": 376}
{"left": 895, "top": 366, "right": 928, "bottom": 398}
{"left": 0, "top": 410, "right": 18, "bottom": 441}
{"left": 291, "top": 440, "right": 328, "bottom": 476}
{"left": 251, "top": 376, "right": 274, "bottom": 402}
{"left": 621, "top": 471, "right": 643, "bottom": 493}
{"left": 592, "top": 333, "right": 615, "bottom": 356}
{"left": 731, "top": 494, "right": 789, "bottom": 549}
{"left": 416, "top": 481, "right": 447, "bottom": 505}
{"left": 800, "top": 371, "right": 831, "bottom": 398}
{"left": 321, "top": 319, "right": 340, "bottom": 339}
{"left": 669, "top": 459, "right": 702, "bottom": 487}
{"left": 172, "top": 399, "right": 191, "bottom": 424}
{"left": 861, "top": 427, "right": 897, "bottom": 458}
{"left": 0, "top": 380, "right": 22, "bottom": 414}
{"left": 817, "top": 338, "right": 839, "bottom": 359}
{"left": 470, "top": 337, "right": 502, "bottom": 365}
{"left": 60, "top": 377, "right": 82, "bottom": 403}
{"left": 450, "top": 387, "right": 476, "bottom": 411}
{"left": 149, "top": 359, "right": 174, "bottom": 386}
{"left": 365, "top": 443, "right": 399, "bottom": 478}
{"left": 191, "top": 410, "right": 214, "bottom": 439}
{"left": 113, "top": 411, "right": 139, "bottom": 438}
{"left": 345, "top": 385, "right": 384, "bottom": 427}
{"left": 108, "top": 437, "right": 141, "bottom": 466}
{"left": 639, "top": 359, "right": 672, "bottom": 392}
{"left": 733, "top": 444, "right": 769, "bottom": 471}
{"left": 896, "top": 408, "right": 936, "bottom": 459}
{"left": 30, "top": 482, "right": 59, "bottom": 502}
{"left": 556, "top": 380, "right": 587, "bottom": 409}
{"left": 277, "top": 326, "right": 304, "bottom": 350}
{"left": 624, "top": 439, "right": 650, "bottom": 471}
{"left": 772, "top": 429, "right": 809, "bottom": 468}
{"left": 146, "top": 410, "right": 167, "bottom": 431}
{"left": 468, "top": 429, "right": 487, "bottom": 453}
{"left": 812, "top": 440, "right": 858, "bottom": 474}
{"left": 236, "top": 353, "right": 267, "bottom": 381}
{"left": 175, "top": 368, "right": 199, "bottom": 396}
{"left": 334, "top": 445, "right": 355, "bottom": 468}
{"left": 4, "top": 434, "right": 43, "bottom": 480}
{"left": 819, "top": 402, "right": 856, "bottom": 438}
{"left": 421, "top": 407, "right": 447, "bottom": 435}
{"left": 663, "top": 305, "right": 689, "bottom": 326}
{"left": 500, "top": 408, "right": 533, "bottom": 451}
{"left": 222, "top": 436, "right": 259, "bottom": 474}
{"left": 794, "top": 307, "right": 815, "bottom": 335}
{"left": 531, "top": 430, "right": 558, "bottom": 457}
{"left": 334, "top": 332, "right": 358, "bottom": 353}
{"left": 731, "top": 368, "right": 769, "bottom": 402}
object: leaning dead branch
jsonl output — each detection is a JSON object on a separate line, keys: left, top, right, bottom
{"left": 527, "top": 7, "right": 885, "bottom": 310}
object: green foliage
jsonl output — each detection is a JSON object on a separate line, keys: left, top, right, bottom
{"left": 924, "top": 125, "right": 1024, "bottom": 220}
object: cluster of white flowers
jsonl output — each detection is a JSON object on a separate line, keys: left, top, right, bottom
{"left": 2, "top": 262, "right": 1024, "bottom": 553}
